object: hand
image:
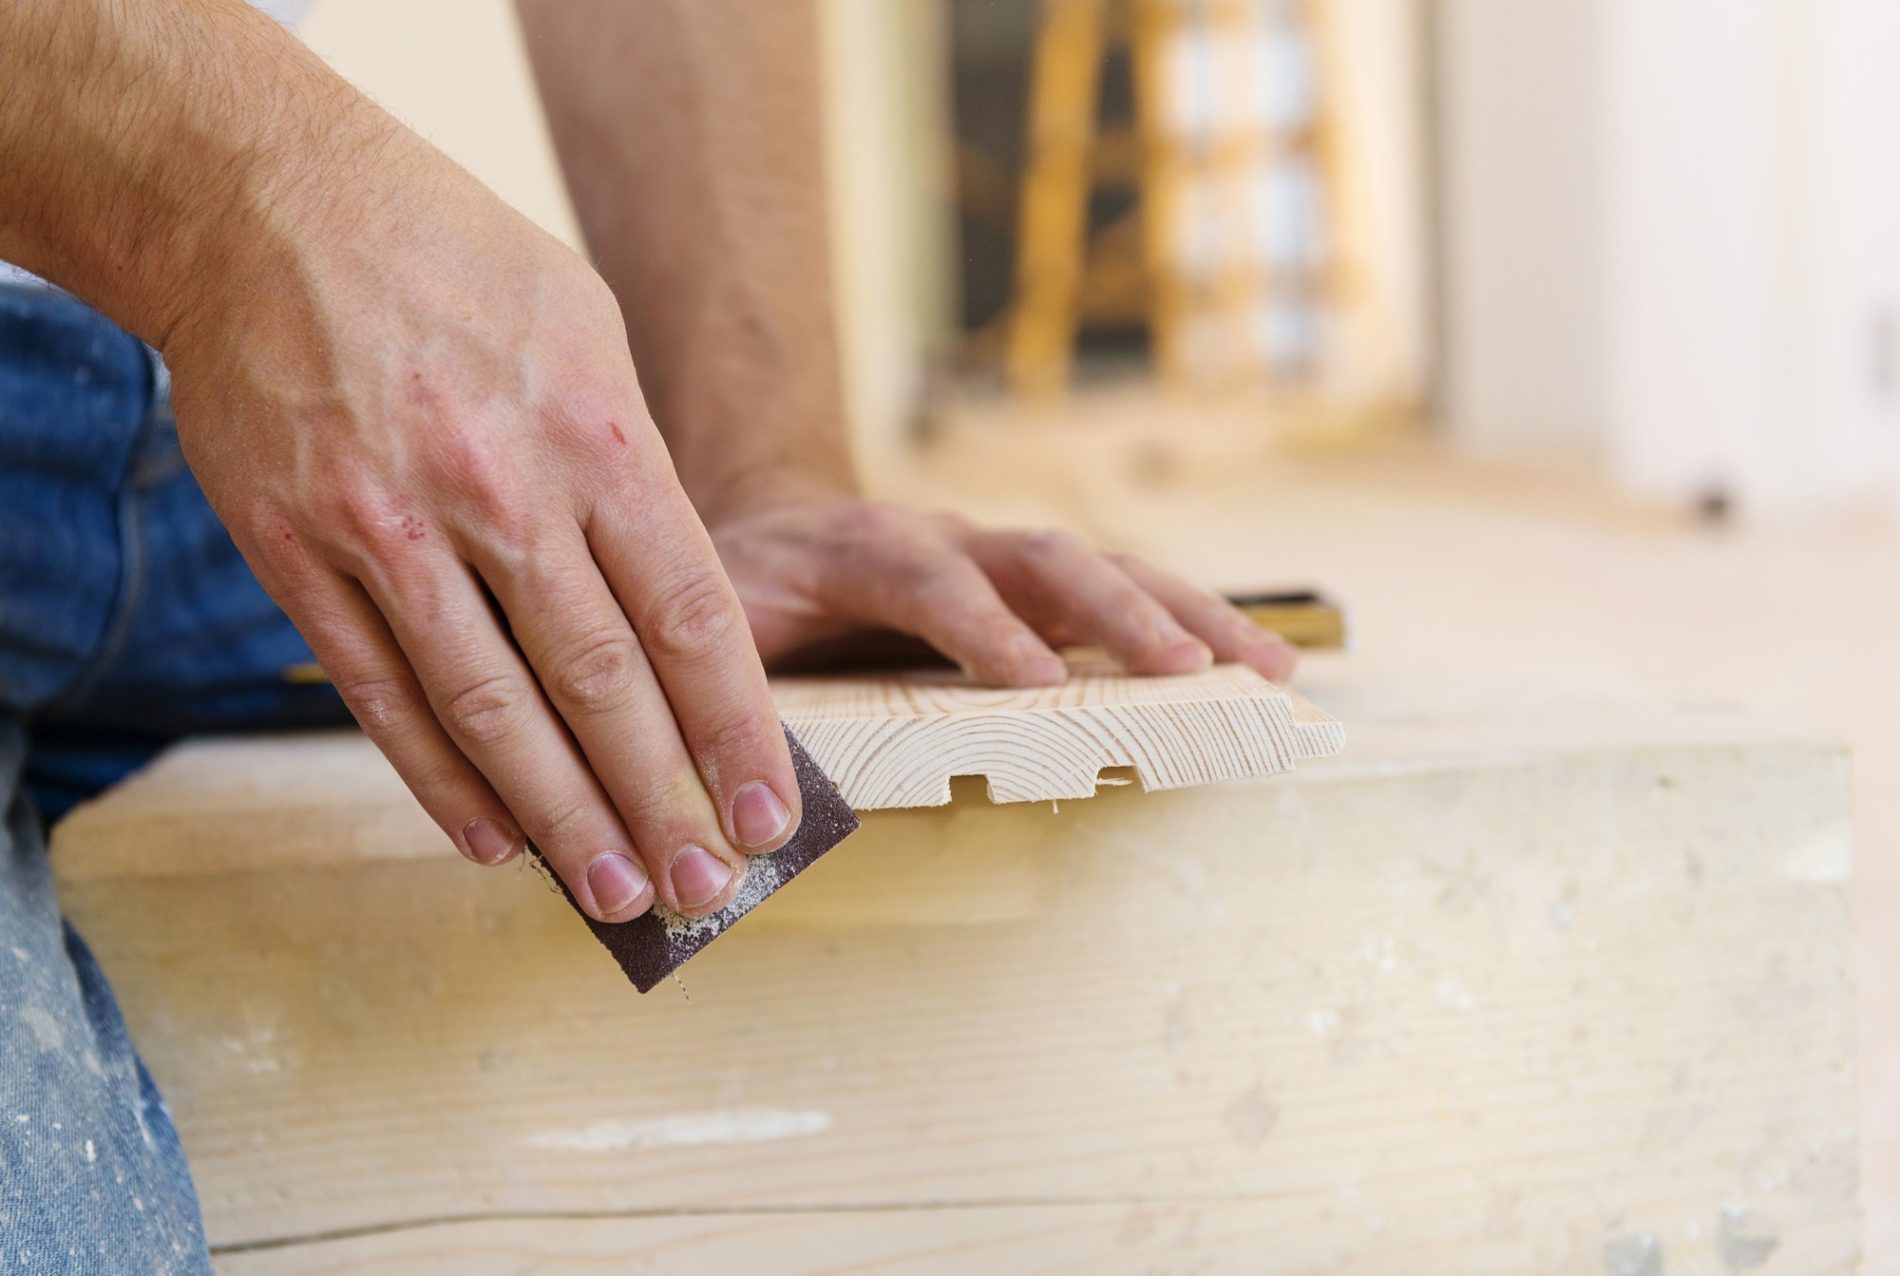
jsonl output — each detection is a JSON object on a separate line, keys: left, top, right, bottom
{"left": 704, "top": 483, "right": 1298, "bottom": 686}
{"left": 164, "top": 129, "right": 800, "bottom": 921}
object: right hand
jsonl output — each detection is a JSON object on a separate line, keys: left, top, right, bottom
{"left": 162, "top": 126, "right": 801, "bottom": 922}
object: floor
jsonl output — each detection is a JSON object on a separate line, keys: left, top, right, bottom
{"left": 874, "top": 391, "right": 1900, "bottom": 1259}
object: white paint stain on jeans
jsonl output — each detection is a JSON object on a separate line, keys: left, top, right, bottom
{"left": 17, "top": 1006, "right": 63, "bottom": 1052}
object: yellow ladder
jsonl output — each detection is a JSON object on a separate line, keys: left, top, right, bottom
{"left": 1006, "top": 0, "right": 1358, "bottom": 398}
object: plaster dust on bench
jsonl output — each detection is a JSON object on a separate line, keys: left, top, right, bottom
{"left": 526, "top": 1108, "right": 833, "bottom": 1153}
{"left": 44, "top": 665, "right": 1859, "bottom": 1272}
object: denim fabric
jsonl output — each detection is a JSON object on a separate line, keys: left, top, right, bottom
{"left": 0, "top": 723, "right": 211, "bottom": 1275}
{"left": 0, "top": 283, "right": 349, "bottom": 1272}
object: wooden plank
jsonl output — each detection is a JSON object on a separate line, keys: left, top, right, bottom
{"left": 773, "top": 656, "right": 1342, "bottom": 807}
{"left": 211, "top": 1194, "right": 1858, "bottom": 1275}
{"left": 50, "top": 681, "right": 1858, "bottom": 1271}
{"left": 47, "top": 660, "right": 1342, "bottom": 886}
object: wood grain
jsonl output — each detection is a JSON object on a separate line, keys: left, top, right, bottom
{"left": 774, "top": 656, "right": 1342, "bottom": 807}
{"left": 212, "top": 1195, "right": 1858, "bottom": 1276}
{"left": 49, "top": 660, "right": 1343, "bottom": 888}
{"left": 49, "top": 678, "right": 1858, "bottom": 1273}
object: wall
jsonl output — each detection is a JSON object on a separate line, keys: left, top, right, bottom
{"left": 1436, "top": 0, "right": 1900, "bottom": 512}
{"left": 1600, "top": 0, "right": 1900, "bottom": 510}
{"left": 1434, "top": 0, "right": 1608, "bottom": 463}
{"left": 819, "top": 0, "right": 952, "bottom": 470}
{"left": 299, "top": 0, "right": 582, "bottom": 250}
{"left": 1327, "top": 0, "right": 1435, "bottom": 413}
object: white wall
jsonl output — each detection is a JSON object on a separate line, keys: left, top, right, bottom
{"left": 300, "top": 0, "right": 582, "bottom": 251}
{"left": 819, "top": 0, "right": 950, "bottom": 470}
{"left": 1338, "top": 0, "right": 1435, "bottom": 410}
{"left": 1437, "top": 0, "right": 1900, "bottom": 513}
{"left": 1436, "top": 0, "right": 1608, "bottom": 463}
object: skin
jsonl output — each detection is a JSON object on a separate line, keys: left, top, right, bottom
{"left": 515, "top": 0, "right": 1295, "bottom": 691}
{"left": 0, "top": 0, "right": 1294, "bottom": 925}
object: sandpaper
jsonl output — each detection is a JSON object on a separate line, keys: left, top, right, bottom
{"left": 531, "top": 725, "right": 859, "bottom": 992}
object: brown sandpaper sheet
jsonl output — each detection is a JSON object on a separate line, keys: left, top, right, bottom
{"left": 532, "top": 725, "right": 859, "bottom": 992}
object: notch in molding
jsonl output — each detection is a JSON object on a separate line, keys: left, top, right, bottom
{"left": 774, "top": 657, "right": 1343, "bottom": 811}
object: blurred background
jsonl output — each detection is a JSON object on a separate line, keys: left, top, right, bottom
{"left": 299, "top": 0, "right": 1899, "bottom": 1254}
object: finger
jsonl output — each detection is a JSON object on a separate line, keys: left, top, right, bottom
{"left": 260, "top": 556, "right": 522, "bottom": 868}
{"left": 827, "top": 534, "right": 1068, "bottom": 687}
{"left": 468, "top": 528, "right": 751, "bottom": 917}
{"left": 351, "top": 546, "right": 658, "bottom": 923}
{"left": 588, "top": 494, "right": 801, "bottom": 856}
{"left": 1111, "top": 552, "right": 1298, "bottom": 683}
{"left": 968, "top": 530, "right": 1212, "bottom": 676}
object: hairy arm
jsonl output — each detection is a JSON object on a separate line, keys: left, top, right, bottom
{"left": 1, "top": 0, "right": 806, "bottom": 925}
{"left": 518, "top": 0, "right": 1297, "bottom": 686}
{"left": 0, "top": 0, "right": 389, "bottom": 347}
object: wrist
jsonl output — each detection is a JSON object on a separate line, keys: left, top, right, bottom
{"left": 619, "top": 270, "right": 860, "bottom": 524}
{"left": 684, "top": 450, "right": 861, "bottom": 528}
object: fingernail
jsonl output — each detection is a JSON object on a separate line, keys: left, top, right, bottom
{"left": 586, "top": 853, "right": 650, "bottom": 917}
{"left": 732, "top": 782, "right": 791, "bottom": 848}
{"left": 670, "top": 845, "right": 734, "bottom": 910}
{"left": 462, "top": 817, "right": 519, "bottom": 866}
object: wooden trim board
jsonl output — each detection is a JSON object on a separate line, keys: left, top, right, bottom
{"left": 774, "top": 656, "right": 1343, "bottom": 808}
{"left": 49, "top": 658, "right": 1344, "bottom": 887}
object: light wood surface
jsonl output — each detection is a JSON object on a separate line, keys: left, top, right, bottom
{"left": 50, "top": 672, "right": 1858, "bottom": 1274}
{"left": 775, "top": 656, "right": 1342, "bottom": 807}
{"left": 47, "top": 658, "right": 1341, "bottom": 887}
{"left": 211, "top": 1190, "right": 1834, "bottom": 1276}
{"left": 875, "top": 415, "right": 1900, "bottom": 1259}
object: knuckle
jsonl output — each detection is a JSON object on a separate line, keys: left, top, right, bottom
{"left": 430, "top": 431, "right": 531, "bottom": 530}
{"left": 336, "top": 674, "right": 419, "bottom": 734}
{"left": 394, "top": 749, "right": 477, "bottom": 811}
{"left": 931, "top": 508, "right": 976, "bottom": 538}
{"left": 696, "top": 707, "right": 776, "bottom": 765}
{"left": 319, "top": 484, "right": 437, "bottom": 567}
{"left": 1018, "top": 528, "right": 1082, "bottom": 561}
{"left": 539, "top": 792, "right": 596, "bottom": 846}
{"left": 641, "top": 570, "right": 741, "bottom": 661}
{"left": 430, "top": 428, "right": 508, "bottom": 495}
{"left": 323, "top": 480, "right": 394, "bottom": 545}
{"left": 836, "top": 501, "right": 909, "bottom": 542}
{"left": 885, "top": 540, "right": 959, "bottom": 596}
{"left": 549, "top": 630, "right": 641, "bottom": 713}
{"left": 467, "top": 519, "right": 545, "bottom": 588}
{"left": 611, "top": 776, "right": 695, "bottom": 836}
{"left": 439, "top": 672, "right": 532, "bottom": 746}
{"left": 552, "top": 395, "right": 641, "bottom": 465}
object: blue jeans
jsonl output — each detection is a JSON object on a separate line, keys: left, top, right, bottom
{"left": 0, "top": 285, "right": 347, "bottom": 1272}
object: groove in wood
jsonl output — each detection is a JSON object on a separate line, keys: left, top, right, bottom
{"left": 774, "top": 656, "right": 1343, "bottom": 809}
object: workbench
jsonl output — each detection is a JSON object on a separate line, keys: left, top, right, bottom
{"left": 48, "top": 661, "right": 1859, "bottom": 1273}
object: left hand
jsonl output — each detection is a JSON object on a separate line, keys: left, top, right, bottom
{"left": 705, "top": 484, "right": 1298, "bottom": 687}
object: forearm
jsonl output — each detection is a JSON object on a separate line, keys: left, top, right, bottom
{"left": 516, "top": 0, "right": 856, "bottom": 519}
{"left": 0, "top": 0, "right": 398, "bottom": 350}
